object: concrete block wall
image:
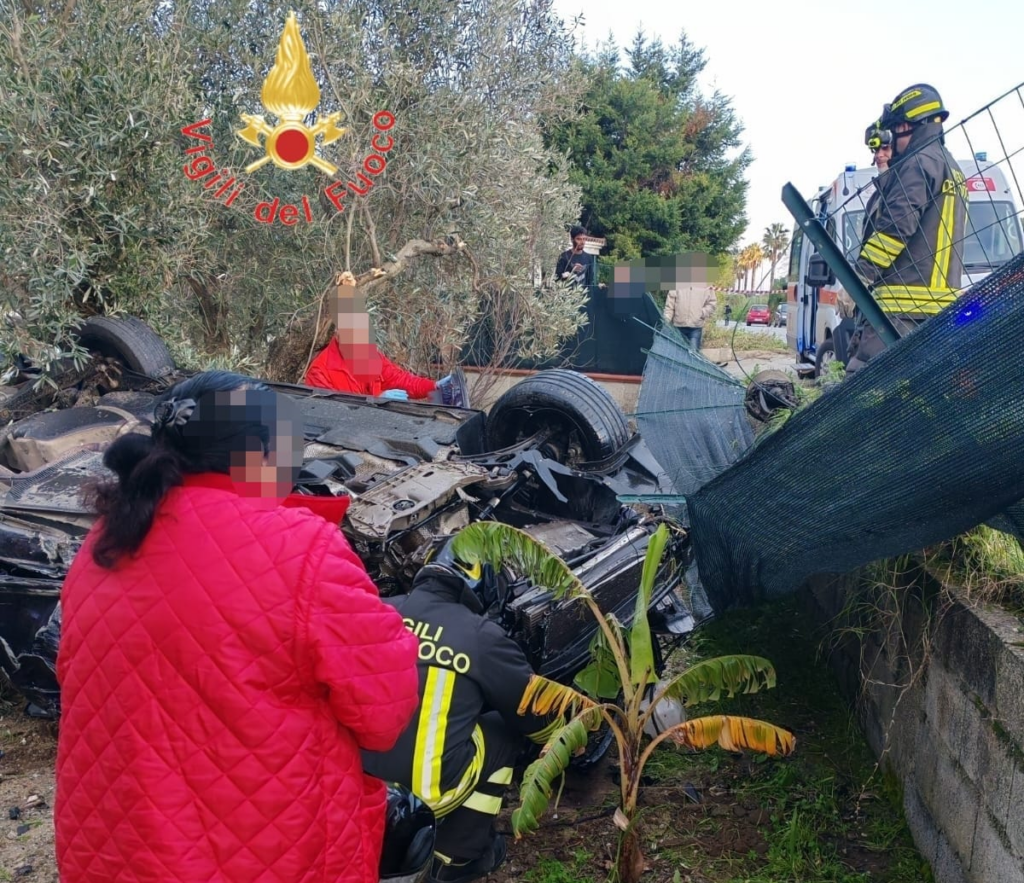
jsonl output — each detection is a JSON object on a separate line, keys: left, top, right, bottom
{"left": 802, "top": 571, "right": 1024, "bottom": 883}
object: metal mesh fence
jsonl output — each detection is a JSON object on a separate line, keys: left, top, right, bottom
{"left": 825, "top": 82, "right": 1024, "bottom": 316}
{"left": 633, "top": 322, "right": 754, "bottom": 511}
{"left": 686, "top": 251, "right": 1024, "bottom": 614}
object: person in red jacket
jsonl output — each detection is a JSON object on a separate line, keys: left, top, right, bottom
{"left": 55, "top": 370, "right": 421, "bottom": 883}
{"left": 304, "top": 284, "right": 455, "bottom": 401}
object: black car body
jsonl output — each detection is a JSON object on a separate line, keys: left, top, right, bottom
{"left": 0, "top": 318, "right": 695, "bottom": 719}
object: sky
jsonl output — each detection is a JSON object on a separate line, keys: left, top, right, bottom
{"left": 551, "top": 0, "right": 1024, "bottom": 251}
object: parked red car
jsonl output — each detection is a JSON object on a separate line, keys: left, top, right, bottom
{"left": 746, "top": 304, "right": 772, "bottom": 326}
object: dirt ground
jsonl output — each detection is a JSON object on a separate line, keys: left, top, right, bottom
{"left": 0, "top": 713, "right": 58, "bottom": 882}
{"left": 488, "top": 755, "right": 896, "bottom": 883}
{"left": 489, "top": 759, "right": 776, "bottom": 883}
{"left": 0, "top": 598, "right": 928, "bottom": 883}
{"left": 0, "top": 709, "right": 881, "bottom": 883}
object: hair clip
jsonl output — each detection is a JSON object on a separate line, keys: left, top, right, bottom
{"left": 152, "top": 397, "right": 197, "bottom": 433}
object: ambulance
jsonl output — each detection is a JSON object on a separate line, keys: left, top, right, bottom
{"left": 787, "top": 153, "right": 1023, "bottom": 375}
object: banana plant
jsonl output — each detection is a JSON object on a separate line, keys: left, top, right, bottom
{"left": 450, "top": 520, "right": 796, "bottom": 883}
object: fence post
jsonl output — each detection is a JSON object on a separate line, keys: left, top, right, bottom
{"left": 781, "top": 182, "right": 900, "bottom": 346}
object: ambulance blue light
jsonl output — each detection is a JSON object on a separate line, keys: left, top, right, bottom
{"left": 954, "top": 297, "right": 983, "bottom": 327}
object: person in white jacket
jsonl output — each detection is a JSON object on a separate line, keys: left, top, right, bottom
{"left": 662, "top": 282, "right": 718, "bottom": 350}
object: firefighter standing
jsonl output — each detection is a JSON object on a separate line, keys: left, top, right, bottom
{"left": 361, "top": 540, "right": 560, "bottom": 883}
{"left": 845, "top": 84, "right": 968, "bottom": 376}
{"left": 838, "top": 118, "right": 895, "bottom": 323}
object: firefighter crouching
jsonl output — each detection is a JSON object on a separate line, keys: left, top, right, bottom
{"left": 361, "top": 539, "right": 561, "bottom": 883}
{"left": 846, "top": 83, "right": 968, "bottom": 376}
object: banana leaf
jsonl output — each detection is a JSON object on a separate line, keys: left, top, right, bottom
{"left": 657, "top": 655, "right": 776, "bottom": 707}
{"left": 663, "top": 714, "right": 795, "bottom": 755}
{"left": 628, "top": 522, "right": 669, "bottom": 689}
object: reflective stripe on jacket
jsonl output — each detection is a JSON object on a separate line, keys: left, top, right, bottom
{"left": 856, "top": 122, "right": 967, "bottom": 316}
{"left": 360, "top": 573, "right": 557, "bottom": 819}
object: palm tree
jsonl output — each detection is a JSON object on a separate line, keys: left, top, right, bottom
{"left": 761, "top": 223, "right": 791, "bottom": 291}
{"left": 739, "top": 244, "right": 764, "bottom": 291}
{"left": 735, "top": 247, "right": 750, "bottom": 290}
{"left": 451, "top": 521, "right": 795, "bottom": 883}
{"left": 727, "top": 247, "right": 743, "bottom": 289}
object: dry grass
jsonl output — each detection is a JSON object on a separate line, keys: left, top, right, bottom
{"left": 933, "top": 526, "right": 1024, "bottom": 614}
{"left": 701, "top": 322, "right": 789, "bottom": 354}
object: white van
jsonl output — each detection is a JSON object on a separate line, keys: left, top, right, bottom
{"left": 787, "top": 153, "right": 1024, "bottom": 375}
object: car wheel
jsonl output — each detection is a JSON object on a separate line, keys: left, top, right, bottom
{"left": 484, "top": 369, "right": 630, "bottom": 464}
{"left": 744, "top": 369, "right": 798, "bottom": 423}
{"left": 75, "top": 317, "right": 176, "bottom": 379}
{"left": 814, "top": 339, "right": 836, "bottom": 378}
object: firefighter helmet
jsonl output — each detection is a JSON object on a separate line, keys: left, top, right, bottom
{"left": 865, "top": 120, "right": 893, "bottom": 151}
{"left": 421, "top": 534, "right": 502, "bottom": 613}
{"left": 378, "top": 784, "right": 436, "bottom": 882}
{"left": 881, "top": 84, "right": 949, "bottom": 128}
{"left": 423, "top": 535, "right": 485, "bottom": 593}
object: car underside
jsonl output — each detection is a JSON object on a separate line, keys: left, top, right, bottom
{"left": 0, "top": 318, "right": 696, "bottom": 722}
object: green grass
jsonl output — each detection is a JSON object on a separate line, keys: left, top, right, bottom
{"left": 648, "top": 597, "right": 932, "bottom": 883}
{"left": 508, "top": 596, "right": 932, "bottom": 883}
{"left": 523, "top": 850, "right": 597, "bottom": 883}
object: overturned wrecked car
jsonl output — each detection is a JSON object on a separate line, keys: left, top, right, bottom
{"left": 0, "top": 317, "right": 695, "bottom": 721}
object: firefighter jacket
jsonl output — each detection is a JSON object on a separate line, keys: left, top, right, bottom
{"left": 839, "top": 176, "right": 886, "bottom": 319}
{"left": 856, "top": 121, "right": 967, "bottom": 316}
{"left": 360, "top": 570, "right": 559, "bottom": 819}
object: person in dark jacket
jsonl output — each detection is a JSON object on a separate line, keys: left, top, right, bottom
{"left": 845, "top": 84, "right": 968, "bottom": 376}
{"left": 555, "top": 225, "right": 596, "bottom": 287}
{"left": 838, "top": 118, "right": 896, "bottom": 320}
{"left": 362, "top": 539, "right": 561, "bottom": 883}
{"left": 863, "top": 117, "right": 894, "bottom": 216}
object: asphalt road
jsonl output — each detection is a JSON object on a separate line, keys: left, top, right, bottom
{"left": 713, "top": 320, "right": 796, "bottom": 380}
{"left": 717, "top": 319, "right": 788, "bottom": 344}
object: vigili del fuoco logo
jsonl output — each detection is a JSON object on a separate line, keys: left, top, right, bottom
{"left": 179, "top": 10, "right": 396, "bottom": 226}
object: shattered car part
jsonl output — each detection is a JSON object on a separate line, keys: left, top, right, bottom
{"left": 0, "top": 318, "right": 698, "bottom": 721}
{"left": 743, "top": 370, "right": 798, "bottom": 425}
{"left": 345, "top": 461, "right": 492, "bottom": 540}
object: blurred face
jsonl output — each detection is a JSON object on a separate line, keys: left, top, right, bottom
{"left": 224, "top": 390, "right": 304, "bottom": 501}
{"left": 894, "top": 122, "right": 913, "bottom": 155}
{"left": 682, "top": 265, "right": 710, "bottom": 284}
{"left": 335, "top": 308, "right": 372, "bottom": 348}
{"left": 873, "top": 145, "right": 893, "bottom": 169}
{"left": 332, "top": 286, "right": 375, "bottom": 350}
{"left": 572, "top": 234, "right": 586, "bottom": 251}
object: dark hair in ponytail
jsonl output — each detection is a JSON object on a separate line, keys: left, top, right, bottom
{"left": 85, "top": 370, "right": 278, "bottom": 569}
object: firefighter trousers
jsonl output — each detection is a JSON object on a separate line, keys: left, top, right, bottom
{"left": 844, "top": 312, "right": 927, "bottom": 377}
{"left": 434, "top": 711, "right": 525, "bottom": 863}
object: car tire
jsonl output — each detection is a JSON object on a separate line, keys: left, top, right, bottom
{"left": 75, "top": 317, "right": 176, "bottom": 379}
{"left": 814, "top": 338, "right": 836, "bottom": 378}
{"left": 484, "top": 369, "right": 630, "bottom": 463}
{"left": 744, "top": 369, "right": 798, "bottom": 423}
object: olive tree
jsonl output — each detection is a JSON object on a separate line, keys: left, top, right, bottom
{"left": 0, "top": 0, "right": 587, "bottom": 383}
